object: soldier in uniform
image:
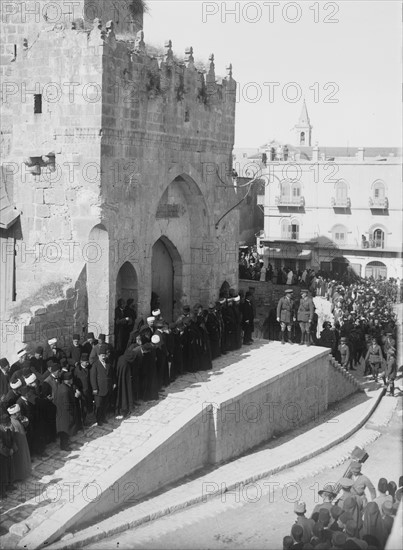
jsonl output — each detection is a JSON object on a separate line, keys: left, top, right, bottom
{"left": 350, "top": 461, "right": 376, "bottom": 510}
{"left": 382, "top": 347, "right": 397, "bottom": 396}
{"left": 277, "top": 289, "right": 296, "bottom": 344}
{"left": 297, "top": 289, "right": 315, "bottom": 346}
{"left": 365, "top": 337, "right": 383, "bottom": 381}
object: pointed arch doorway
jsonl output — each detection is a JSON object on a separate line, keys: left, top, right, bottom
{"left": 151, "top": 237, "right": 182, "bottom": 322}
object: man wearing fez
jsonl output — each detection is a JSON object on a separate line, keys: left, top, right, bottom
{"left": 66, "top": 334, "right": 82, "bottom": 367}
{"left": 73, "top": 353, "right": 93, "bottom": 424}
{"left": 30, "top": 346, "right": 48, "bottom": 381}
{"left": 277, "top": 289, "right": 296, "bottom": 344}
{"left": 90, "top": 344, "right": 116, "bottom": 426}
{"left": 241, "top": 291, "right": 254, "bottom": 345}
{"left": 54, "top": 372, "right": 80, "bottom": 451}
{"left": 0, "top": 358, "right": 10, "bottom": 399}
{"left": 10, "top": 348, "right": 28, "bottom": 377}
{"left": 81, "top": 332, "right": 98, "bottom": 357}
{"left": 90, "top": 333, "right": 113, "bottom": 366}
{"left": 297, "top": 289, "right": 315, "bottom": 346}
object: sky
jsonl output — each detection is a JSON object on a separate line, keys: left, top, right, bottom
{"left": 144, "top": 1, "right": 402, "bottom": 148}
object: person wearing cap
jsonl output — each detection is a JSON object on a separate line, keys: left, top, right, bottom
{"left": 241, "top": 291, "right": 254, "bottom": 345}
{"left": 277, "top": 289, "right": 296, "bottom": 344}
{"left": 382, "top": 347, "right": 397, "bottom": 396}
{"left": 10, "top": 348, "right": 28, "bottom": 377}
{"left": 335, "top": 477, "right": 359, "bottom": 511}
{"left": 90, "top": 343, "right": 116, "bottom": 426}
{"left": 293, "top": 501, "right": 314, "bottom": 543}
{"left": 350, "top": 461, "right": 376, "bottom": 509}
{"left": 89, "top": 333, "right": 114, "bottom": 367}
{"left": 0, "top": 358, "right": 11, "bottom": 399}
{"left": 364, "top": 337, "right": 383, "bottom": 382}
{"left": 54, "top": 372, "right": 79, "bottom": 451}
{"left": 30, "top": 346, "right": 48, "bottom": 381}
{"left": 43, "top": 362, "right": 62, "bottom": 401}
{"left": 66, "top": 334, "right": 83, "bottom": 368}
{"left": 311, "top": 483, "right": 337, "bottom": 516}
{"left": 81, "top": 332, "right": 98, "bottom": 357}
{"left": 73, "top": 353, "right": 93, "bottom": 424}
{"left": 297, "top": 289, "right": 315, "bottom": 346}
{"left": 8, "top": 403, "right": 31, "bottom": 481}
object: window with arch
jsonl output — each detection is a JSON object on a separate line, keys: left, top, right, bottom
{"left": 292, "top": 182, "right": 301, "bottom": 199}
{"left": 281, "top": 219, "right": 299, "bottom": 240}
{"left": 372, "top": 228, "right": 385, "bottom": 248}
{"left": 335, "top": 180, "right": 348, "bottom": 202}
{"left": 280, "top": 180, "right": 291, "bottom": 199}
{"left": 332, "top": 224, "right": 348, "bottom": 245}
{"left": 373, "top": 180, "right": 385, "bottom": 200}
{"left": 365, "top": 261, "right": 387, "bottom": 279}
{"left": 300, "top": 132, "right": 305, "bottom": 145}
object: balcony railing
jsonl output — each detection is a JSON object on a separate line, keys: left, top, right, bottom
{"left": 361, "top": 240, "right": 385, "bottom": 249}
{"left": 331, "top": 197, "right": 351, "bottom": 208}
{"left": 369, "top": 196, "right": 388, "bottom": 209}
{"left": 275, "top": 196, "right": 305, "bottom": 207}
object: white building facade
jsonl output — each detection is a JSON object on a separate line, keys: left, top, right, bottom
{"left": 254, "top": 105, "right": 402, "bottom": 279}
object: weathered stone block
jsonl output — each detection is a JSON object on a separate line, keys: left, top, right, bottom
{"left": 35, "top": 204, "right": 51, "bottom": 218}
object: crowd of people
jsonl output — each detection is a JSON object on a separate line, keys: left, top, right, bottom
{"left": 283, "top": 464, "right": 402, "bottom": 550}
{"left": 0, "top": 284, "right": 256, "bottom": 497}
{"left": 0, "top": 274, "right": 400, "bottom": 499}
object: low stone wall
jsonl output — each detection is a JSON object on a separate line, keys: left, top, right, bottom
{"left": 327, "top": 356, "right": 363, "bottom": 405}
{"left": 211, "top": 354, "right": 327, "bottom": 464}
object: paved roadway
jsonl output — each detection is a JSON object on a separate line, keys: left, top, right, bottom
{"left": 89, "top": 394, "right": 402, "bottom": 550}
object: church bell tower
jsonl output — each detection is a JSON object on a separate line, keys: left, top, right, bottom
{"left": 295, "top": 99, "right": 312, "bottom": 147}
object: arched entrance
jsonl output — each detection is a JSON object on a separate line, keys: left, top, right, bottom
{"left": 116, "top": 262, "right": 138, "bottom": 305}
{"left": 365, "top": 261, "right": 387, "bottom": 279}
{"left": 151, "top": 237, "right": 182, "bottom": 322}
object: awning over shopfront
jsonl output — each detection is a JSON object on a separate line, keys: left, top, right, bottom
{"left": 262, "top": 246, "right": 312, "bottom": 260}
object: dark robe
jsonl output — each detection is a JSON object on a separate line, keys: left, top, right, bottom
{"left": 0, "top": 370, "right": 10, "bottom": 399}
{"left": 138, "top": 345, "right": 158, "bottom": 401}
{"left": 116, "top": 352, "right": 136, "bottom": 414}
{"left": 29, "top": 357, "right": 48, "bottom": 381}
{"left": 54, "top": 383, "right": 79, "bottom": 437}
{"left": 114, "top": 306, "right": 131, "bottom": 355}
{"left": 206, "top": 311, "right": 221, "bottom": 359}
{"left": 0, "top": 423, "right": 17, "bottom": 493}
{"left": 10, "top": 417, "right": 31, "bottom": 481}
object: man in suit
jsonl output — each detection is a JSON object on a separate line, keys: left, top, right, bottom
{"left": 277, "top": 289, "right": 296, "bottom": 344}
{"left": 73, "top": 353, "right": 93, "bottom": 424}
{"left": 241, "top": 291, "right": 254, "bottom": 345}
{"left": 297, "top": 289, "right": 315, "bottom": 346}
{"left": 54, "top": 371, "right": 79, "bottom": 451}
{"left": 90, "top": 344, "right": 116, "bottom": 426}
{"left": 89, "top": 333, "right": 113, "bottom": 366}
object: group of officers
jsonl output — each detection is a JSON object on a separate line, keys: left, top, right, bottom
{"left": 0, "top": 287, "right": 255, "bottom": 459}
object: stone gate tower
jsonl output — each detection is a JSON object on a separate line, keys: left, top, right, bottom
{"left": 0, "top": 0, "right": 238, "bottom": 358}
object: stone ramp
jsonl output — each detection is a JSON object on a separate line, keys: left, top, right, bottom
{"left": 0, "top": 341, "right": 354, "bottom": 549}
